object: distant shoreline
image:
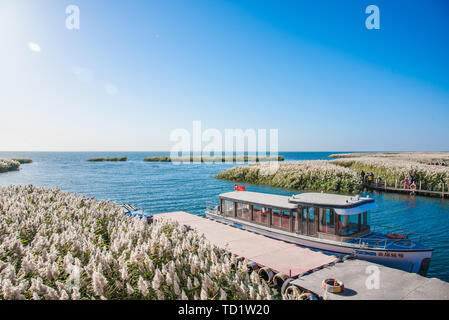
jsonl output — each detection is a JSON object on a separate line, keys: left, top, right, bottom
{"left": 143, "top": 155, "right": 284, "bottom": 162}
{"left": 87, "top": 157, "right": 128, "bottom": 162}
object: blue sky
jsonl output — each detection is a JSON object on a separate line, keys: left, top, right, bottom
{"left": 0, "top": 0, "right": 448, "bottom": 151}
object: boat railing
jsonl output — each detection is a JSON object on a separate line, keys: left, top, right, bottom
{"left": 354, "top": 238, "right": 387, "bottom": 250}
{"left": 345, "top": 235, "right": 420, "bottom": 250}
{"left": 205, "top": 201, "right": 219, "bottom": 215}
{"left": 371, "top": 224, "right": 429, "bottom": 243}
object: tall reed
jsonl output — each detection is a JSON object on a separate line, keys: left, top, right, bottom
{"left": 0, "top": 185, "right": 300, "bottom": 300}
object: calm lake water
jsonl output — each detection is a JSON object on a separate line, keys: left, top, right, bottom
{"left": 1, "top": 152, "right": 448, "bottom": 281}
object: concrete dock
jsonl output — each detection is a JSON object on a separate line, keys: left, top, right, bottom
{"left": 156, "top": 211, "right": 338, "bottom": 277}
{"left": 156, "top": 211, "right": 449, "bottom": 299}
{"left": 292, "top": 259, "right": 449, "bottom": 300}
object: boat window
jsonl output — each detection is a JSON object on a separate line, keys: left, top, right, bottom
{"left": 281, "top": 211, "right": 290, "bottom": 230}
{"left": 319, "top": 208, "right": 335, "bottom": 234}
{"left": 292, "top": 211, "right": 298, "bottom": 233}
{"left": 261, "top": 207, "right": 269, "bottom": 225}
{"left": 223, "top": 200, "right": 234, "bottom": 217}
{"left": 272, "top": 209, "right": 281, "bottom": 228}
{"left": 308, "top": 208, "right": 316, "bottom": 236}
{"left": 236, "top": 202, "right": 251, "bottom": 221}
{"left": 300, "top": 207, "right": 308, "bottom": 234}
{"left": 337, "top": 214, "right": 361, "bottom": 236}
{"left": 361, "top": 211, "right": 369, "bottom": 231}
{"left": 252, "top": 205, "right": 269, "bottom": 225}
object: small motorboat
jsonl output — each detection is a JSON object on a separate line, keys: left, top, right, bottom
{"left": 120, "top": 203, "right": 153, "bottom": 224}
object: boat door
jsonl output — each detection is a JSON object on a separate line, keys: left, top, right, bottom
{"left": 301, "top": 207, "right": 316, "bottom": 236}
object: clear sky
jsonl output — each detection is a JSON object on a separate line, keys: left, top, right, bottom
{"left": 1, "top": 0, "right": 448, "bottom": 151}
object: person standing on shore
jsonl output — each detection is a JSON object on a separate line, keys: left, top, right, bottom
{"left": 361, "top": 171, "right": 366, "bottom": 183}
{"left": 376, "top": 176, "right": 382, "bottom": 187}
{"left": 404, "top": 177, "right": 409, "bottom": 189}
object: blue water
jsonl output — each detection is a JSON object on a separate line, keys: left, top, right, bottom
{"left": 1, "top": 151, "right": 448, "bottom": 281}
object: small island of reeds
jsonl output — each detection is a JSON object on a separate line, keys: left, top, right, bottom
{"left": 0, "top": 159, "right": 21, "bottom": 173}
{"left": 144, "top": 155, "right": 284, "bottom": 162}
{"left": 87, "top": 157, "right": 127, "bottom": 162}
{"left": 216, "top": 152, "right": 449, "bottom": 195}
{"left": 329, "top": 152, "right": 449, "bottom": 191}
{"left": 143, "top": 156, "right": 171, "bottom": 162}
{"left": 216, "top": 160, "right": 361, "bottom": 193}
{"left": 11, "top": 158, "right": 33, "bottom": 164}
{"left": 0, "top": 185, "right": 297, "bottom": 300}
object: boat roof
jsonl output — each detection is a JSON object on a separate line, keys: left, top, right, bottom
{"left": 219, "top": 191, "right": 298, "bottom": 210}
{"left": 218, "top": 191, "right": 377, "bottom": 215}
{"left": 288, "top": 192, "right": 374, "bottom": 209}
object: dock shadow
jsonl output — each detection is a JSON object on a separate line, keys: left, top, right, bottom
{"left": 336, "top": 288, "right": 358, "bottom": 297}
{"left": 324, "top": 287, "right": 358, "bottom": 298}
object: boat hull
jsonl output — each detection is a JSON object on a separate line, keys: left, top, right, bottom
{"left": 205, "top": 211, "right": 432, "bottom": 275}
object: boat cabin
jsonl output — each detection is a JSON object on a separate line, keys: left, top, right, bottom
{"left": 218, "top": 191, "right": 377, "bottom": 242}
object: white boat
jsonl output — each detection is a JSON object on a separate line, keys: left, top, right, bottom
{"left": 205, "top": 190, "right": 433, "bottom": 275}
{"left": 120, "top": 203, "right": 153, "bottom": 224}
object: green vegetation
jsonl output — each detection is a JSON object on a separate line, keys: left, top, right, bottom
{"left": 216, "top": 152, "right": 449, "bottom": 194}
{"left": 216, "top": 160, "right": 361, "bottom": 194}
{"left": 87, "top": 157, "right": 127, "bottom": 162}
{"left": 331, "top": 156, "right": 449, "bottom": 191}
{"left": 0, "top": 159, "right": 21, "bottom": 173}
{"left": 143, "top": 155, "right": 284, "bottom": 162}
{"left": 11, "top": 158, "right": 33, "bottom": 164}
{"left": 143, "top": 156, "right": 171, "bottom": 162}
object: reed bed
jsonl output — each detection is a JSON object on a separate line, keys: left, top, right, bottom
{"left": 87, "top": 157, "right": 127, "bottom": 162}
{"left": 329, "top": 152, "right": 449, "bottom": 165}
{"left": 0, "top": 159, "right": 20, "bottom": 173}
{"left": 11, "top": 159, "right": 33, "bottom": 164}
{"left": 216, "top": 160, "right": 361, "bottom": 193}
{"left": 143, "top": 157, "right": 171, "bottom": 162}
{"left": 0, "top": 185, "right": 300, "bottom": 300}
{"left": 331, "top": 156, "right": 449, "bottom": 191}
{"left": 144, "top": 155, "right": 284, "bottom": 162}
{"left": 216, "top": 153, "right": 449, "bottom": 193}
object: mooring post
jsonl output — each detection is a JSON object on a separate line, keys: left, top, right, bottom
{"left": 419, "top": 181, "right": 422, "bottom": 191}
{"left": 395, "top": 179, "right": 397, "bottom": 189}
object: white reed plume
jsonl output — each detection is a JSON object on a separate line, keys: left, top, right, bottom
{"left": 138, "top": 276, "right": 149, "bottom": 297}
{"left": 0, "top": 185, "right": 293, "bottom": 300}
{"left": 92, "top": 270, "right": 107, "bottom": 296}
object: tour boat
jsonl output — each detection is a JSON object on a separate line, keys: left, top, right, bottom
{"left": 205, "top": 189, "right": 433, "bottom": 275}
